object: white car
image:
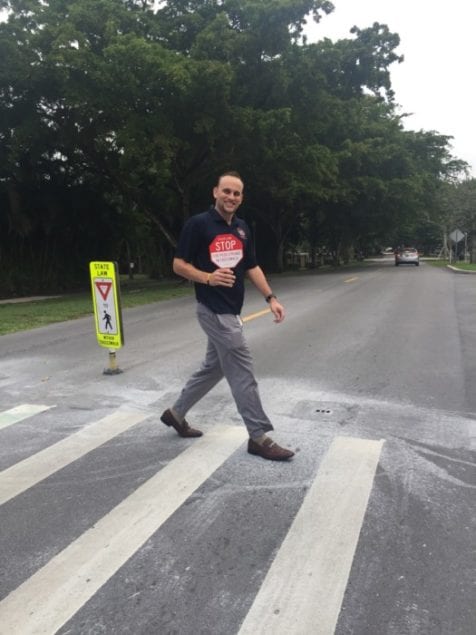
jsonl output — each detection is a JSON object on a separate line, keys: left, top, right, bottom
{"left": 395, "top": 247, "right": 419, "bottom": 266}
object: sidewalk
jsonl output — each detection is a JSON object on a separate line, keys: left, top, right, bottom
{"left": 0, "top": 295, "right": 62, "bottom": 305}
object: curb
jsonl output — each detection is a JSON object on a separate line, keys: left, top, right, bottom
{"left": 446, "top": 265, "right": 476, "bottom": 274}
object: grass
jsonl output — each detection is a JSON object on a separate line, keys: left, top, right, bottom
{"left": 448, "top": 262, "right": 476, "bottom": 271}
{"left": 0, "top": 276, "right": 194, "bottom": 336}
{"left": 425, "top": 259, "right": 476, "bottom": 271}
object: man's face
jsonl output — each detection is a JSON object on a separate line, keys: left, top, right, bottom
{"left": 213, "top": 175, "right": 243, "bottom": 219}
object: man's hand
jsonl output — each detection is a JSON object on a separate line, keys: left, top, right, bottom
{"left": 269, "top": 297, "right": 285, "bottom": 323}
{"left": 209, "top": 268, "right": 236, "bottom": 287}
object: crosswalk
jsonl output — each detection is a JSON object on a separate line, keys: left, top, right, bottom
{"left": 0, "top": 404, "right": 53, "bottom": 431}
{"left": 0, "top": 403, "right": 384, "bottom": 635}
{"left": 238, "top": 437, "right": 384, "bottom": 635}
{"left": 0, "top": 410, "right": 149, "bottom": 505}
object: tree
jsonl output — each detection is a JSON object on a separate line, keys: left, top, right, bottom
{"left": 0, "top": 0, "right": 163, "bottom": 291}
{"left": 0, "top": 0, "right": 469, "bottom": 294}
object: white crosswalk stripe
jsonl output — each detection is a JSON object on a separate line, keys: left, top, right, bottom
{"left": 0, "top": 424, "right": 247, "bottom": 634}
{"left": 0, "top": 405, "right": 384, "bottom": 635}
{"left": 238, "top": 436, "right": 384, "bottom": 635}
{"left": 0, "top": 409, "right": 150, "bottom": 505}
{"left": 0, "top": 404, "right": 53, "bottom": 431}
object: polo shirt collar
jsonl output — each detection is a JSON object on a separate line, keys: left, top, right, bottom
{"left": 209, "top": 206, "right": 239, "bottom": 227}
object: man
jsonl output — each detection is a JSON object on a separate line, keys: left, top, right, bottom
{"left": 161, "top": 171, "right": 294, "bottom": 461}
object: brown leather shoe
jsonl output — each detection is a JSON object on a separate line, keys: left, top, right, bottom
{"left": 248, "top": 437, "right": 294, "bottom": 461}
{"left": 160, "top": 409, "right": 203, "bottom": 438}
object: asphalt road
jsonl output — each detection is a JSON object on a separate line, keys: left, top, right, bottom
{"left": 0, "top": 260, "right": 475, "bottom": 634}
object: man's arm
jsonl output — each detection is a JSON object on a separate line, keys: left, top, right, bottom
{"left": 173, "top": 258, "right": 235, "bottom": 288}
{"left": 246, "top": 266, "right": 285, "bottom": 323}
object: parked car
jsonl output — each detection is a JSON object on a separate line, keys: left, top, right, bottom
{"left": 395, "top": 247, "right": 419, "bottom": 266}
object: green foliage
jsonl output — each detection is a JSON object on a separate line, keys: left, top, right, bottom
{"left": 0, "top": 0, "right": 468, "bottom": 294}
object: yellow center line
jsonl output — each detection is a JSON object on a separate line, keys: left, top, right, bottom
{"left": 242, "top": 308, "right": 271, "bottom": 323}
{"left": 344, "top": 276, "right": 359, "bottom": 283}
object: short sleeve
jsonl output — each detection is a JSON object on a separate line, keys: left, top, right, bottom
{"left": 175, "top": 217, "right": 200, "bottom": 263}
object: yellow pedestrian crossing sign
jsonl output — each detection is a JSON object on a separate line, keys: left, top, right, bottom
{"left": 89, "top": 261, "right": 124, "bottom": 349}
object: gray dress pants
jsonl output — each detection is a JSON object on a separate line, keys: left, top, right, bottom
{"left": 172, "top": 302, "right": 274, "bottom": 439}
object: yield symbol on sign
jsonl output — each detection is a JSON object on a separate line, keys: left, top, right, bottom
{"left": 95, "top": 281, "right": 112, "bottom": 301}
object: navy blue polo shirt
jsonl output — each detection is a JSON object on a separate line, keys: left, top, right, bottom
{"left": 175, "top": 206, "right": 258, "bottom": 314}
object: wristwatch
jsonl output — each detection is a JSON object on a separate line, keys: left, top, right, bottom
{"left": 265, "top": 293, "right": 277, "bottom": 303}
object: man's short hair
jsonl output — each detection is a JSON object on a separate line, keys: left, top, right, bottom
{"left": 217, "top": 170, "right": 243, "bottom": 184}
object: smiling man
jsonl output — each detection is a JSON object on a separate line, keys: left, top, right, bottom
{"left": 160, "top": 171, "right": 294, "bottom": 461}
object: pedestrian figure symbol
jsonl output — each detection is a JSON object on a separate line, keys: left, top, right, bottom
{"left": 103, "top": 311, "right": 113, "bottom": 331}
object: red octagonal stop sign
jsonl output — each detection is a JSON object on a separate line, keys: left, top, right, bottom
{"left": 209, "top": 233, "right": 243, "bottom": 268}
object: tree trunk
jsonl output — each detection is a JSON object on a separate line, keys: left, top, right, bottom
{"left": 147, "top": 211, "right": 177, "bottom": 249}
{"left": 470, "top": 230, "right": 476, "bottom": 264}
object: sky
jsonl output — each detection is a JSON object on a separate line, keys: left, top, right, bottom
{"left": 304, "top": 0, "right": 476, "bottom": 176}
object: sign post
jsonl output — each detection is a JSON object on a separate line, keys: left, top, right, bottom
{"left": 449, "top": 228, "right": 465, "bottom": 263}
{"left": 89, "top": 261, "right": 124, "bottom": 375}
